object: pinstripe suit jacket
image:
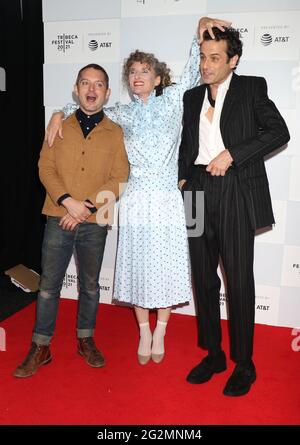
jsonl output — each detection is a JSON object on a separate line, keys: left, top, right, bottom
{"left": 178, "top": 72, "right": 290, "bottom": 230}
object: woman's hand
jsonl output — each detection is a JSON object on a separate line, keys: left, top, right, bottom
{"left": 45, "top": 111, "right": 64, "bottom": 147}
{"left": 198, "top": 17, "right": 232, "bottom": 44}
{"left": 178, "top": 179, "right": 187, "bottom": 191}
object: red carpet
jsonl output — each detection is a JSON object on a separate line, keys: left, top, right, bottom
{"left": 0, "top": 300, "right": 299, "bottom": 425}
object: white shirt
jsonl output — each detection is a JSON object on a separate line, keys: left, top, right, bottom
{"left": 194, "top": 72, "right": 233, "bottom": 165}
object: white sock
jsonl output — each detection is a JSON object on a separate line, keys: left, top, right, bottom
{"left": 138, "top": 322, "right": 152, "bottom": 356}
{"left": 152, "top": 320, "right": 167, "bottom": 355}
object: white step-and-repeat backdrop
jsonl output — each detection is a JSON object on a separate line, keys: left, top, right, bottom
{"left": 42, "top": 0, "right": 300, "bottom": 328}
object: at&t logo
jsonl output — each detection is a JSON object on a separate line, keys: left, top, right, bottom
{"left": 88, "top": 40, "right": 98, "bottom": 51}
{"left": 261, "top": 33, "right": 273, "bottom": 46}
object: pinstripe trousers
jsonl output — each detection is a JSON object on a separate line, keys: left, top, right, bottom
{"left": 186, "top": 165, "right": 255, "bottom": 363}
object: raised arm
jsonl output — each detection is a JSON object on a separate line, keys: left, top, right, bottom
{"left": 178, "top": 90, "right": 192, "bottom": 185}
{"left": 198, "top": 17, "right": 231, "bottom": 44}
{"left": 166, "top": 17, "right": 231, "bottom": 100}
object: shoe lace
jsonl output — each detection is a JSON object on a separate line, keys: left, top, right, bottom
{"left": 82, "top": 337, "right": 98, "bottom": 353}
{"left": 22, "top": 343, "right": 41, "bottom": 366}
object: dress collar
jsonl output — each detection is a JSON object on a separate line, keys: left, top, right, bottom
{"left": 132, "top": 90, "right": 157, "bottom": 104}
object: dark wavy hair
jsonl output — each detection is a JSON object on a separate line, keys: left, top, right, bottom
{"left": 123, "top": 50, "right": 172, "bottom": 96}
{"left": 76, "top": 63, "right": 109, "bottom": 88}
{"left": 203, "top": 27, "right": 243, "bottom": 69}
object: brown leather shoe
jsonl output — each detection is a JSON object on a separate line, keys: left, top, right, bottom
{"left": 13, "top": 342, "right": 52, "bottom": 378}
{"left": 77, "top": 337, "right": 105, "bottom": 368}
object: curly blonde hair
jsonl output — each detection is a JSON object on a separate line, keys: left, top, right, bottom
{"left": 122, "top": 50, "right": 172, "bottom": 96}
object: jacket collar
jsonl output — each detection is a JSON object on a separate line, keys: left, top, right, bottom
{"left": 189, "top": 72, "right": 241, "bottom": 140}
{"left": 67, "top": 112, "right": 115, "bottom": 134}
{"left": 220, "top": 72, "right": 243, "bottom": 135}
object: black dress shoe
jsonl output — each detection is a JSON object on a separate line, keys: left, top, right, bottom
{"left": 223, "top": 361, "right": 256, "bottom": 397}
{"left": 186, "top": 351, "right": 227, "bottom": 384}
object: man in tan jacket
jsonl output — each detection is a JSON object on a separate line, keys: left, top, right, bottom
{"left": 14, "top": 64, "right": 129, "bottom": 378}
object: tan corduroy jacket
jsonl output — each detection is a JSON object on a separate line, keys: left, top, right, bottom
{"left": 39, "top": 113, "right": 129, "bottom": 224}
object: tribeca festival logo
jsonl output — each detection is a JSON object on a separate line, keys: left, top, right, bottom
{"left": 236, "top": 27, "right": 248, "bottom": 37}
{"left": 219, "top": 292, "right": 228, "bottom": 308}
{"left": 63, "top": 273, "right": 77, "bottom": 289}
{"left": 51, "top": 33, "right": 78, "bottom": 53}
{"left": 291, "top": 328, "right": 300, "bottom": 352}
{"left": 0, "top": 327, "right": 6, "bottom": 351}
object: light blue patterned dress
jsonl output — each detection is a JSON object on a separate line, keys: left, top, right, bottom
{"left": 63, "top": 37, "right": 200, "bottom": 308}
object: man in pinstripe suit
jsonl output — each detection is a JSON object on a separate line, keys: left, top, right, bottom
{"left": 178, "top": 25, "right": 290, "bottom": 396}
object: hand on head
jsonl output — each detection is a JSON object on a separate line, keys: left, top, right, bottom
{"left": 198, "top": 17, "right": 232, "bottom": 44}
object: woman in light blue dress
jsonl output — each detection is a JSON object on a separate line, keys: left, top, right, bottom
{"left": 46, "top": 17, "right": 229, "bottom": 365}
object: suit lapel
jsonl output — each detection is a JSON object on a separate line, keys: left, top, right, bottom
{"left": 189, "top": 86, "right": 205, "bottom": 151}
{"left": 189, "top": 75, "right": 242, "bottom": 149}
{"left": 220, "top": 72, "right": 242, "bottom": 139}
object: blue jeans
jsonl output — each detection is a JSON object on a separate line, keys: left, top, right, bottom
{"left": 32, "top": 217, "right": 107, "bottom": 345}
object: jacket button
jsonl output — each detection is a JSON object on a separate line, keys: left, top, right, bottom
{"left": 81, "top": 167, "right": 84, "bottom": 171}
{"left": 82, "top": 151, "right": 85, "bottom": 155}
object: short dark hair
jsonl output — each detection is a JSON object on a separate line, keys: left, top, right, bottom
{"left": 76, "top": 63, "right": 109, "bottom": 87}
{"left": 202, "top": 27, "right": 243, "bottom": 69}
